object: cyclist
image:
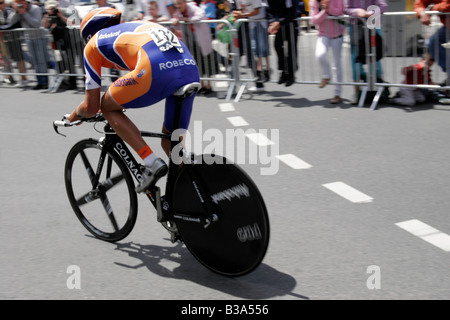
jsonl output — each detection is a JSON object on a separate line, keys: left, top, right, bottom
{"left": 67, "top": 7, "right": 200, "bottom": 192}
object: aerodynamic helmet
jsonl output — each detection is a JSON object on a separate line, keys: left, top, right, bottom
{"left": 80, "top": 7, "right": 122, "bottom": 43}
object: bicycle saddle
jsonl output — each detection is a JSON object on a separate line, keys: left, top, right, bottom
{"left": 173, "top": 82, "right": 201, "bottom": 98}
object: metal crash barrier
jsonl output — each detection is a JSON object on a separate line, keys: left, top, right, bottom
{"left": 0, "top": 12, "right": 449, "bottom": 109}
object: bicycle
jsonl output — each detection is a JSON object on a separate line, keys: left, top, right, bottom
{"left": 53, "top": 82, "right": 270, "bottom": 277}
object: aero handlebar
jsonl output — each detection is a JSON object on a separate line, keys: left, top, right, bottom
{"left": 53, "top": 113, "right": 105, "bottom": 137}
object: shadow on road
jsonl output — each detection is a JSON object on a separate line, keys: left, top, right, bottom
{"left": 243, "top": 90, "right": 353, "bottom": 109}
{"left": 114, "top": 241, "right": 308, "bottom": 300}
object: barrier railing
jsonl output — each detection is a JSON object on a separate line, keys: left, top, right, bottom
{"left": 1, "top": 12, "right": 449, "bottom": 109}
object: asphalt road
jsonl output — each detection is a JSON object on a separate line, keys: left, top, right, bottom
{"left": 0, "top": 77, "right": 449, "bottom": 301}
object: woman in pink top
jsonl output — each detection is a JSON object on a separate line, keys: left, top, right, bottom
{"left": 310, "top": 0, "right": 344, "bottom": 104}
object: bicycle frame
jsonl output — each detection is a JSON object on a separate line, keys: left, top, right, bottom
{"left": 92, "top": 105, "right": 218, "bottom": 229}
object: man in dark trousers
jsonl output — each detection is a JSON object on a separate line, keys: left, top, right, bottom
{"left": 414, "top": 0, "right": 450, "bottom": 89}
{"left": 267, "top": 0, "right": 302, "bottom": 87}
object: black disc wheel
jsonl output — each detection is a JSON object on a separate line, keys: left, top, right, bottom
{"left": 172, "top": 154, "right": 270, "bottom": 276}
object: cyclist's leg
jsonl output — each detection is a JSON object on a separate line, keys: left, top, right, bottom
{"left": 161, "top": 93, "right": 195, "bottom": 156}
{"left": 101, "top": 90, "right": 148, "bottom": 155}
{"left": 102, "top": 87, "right": 168, "bottom": 192}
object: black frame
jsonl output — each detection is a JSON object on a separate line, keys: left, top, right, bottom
{"left": 94, "top": 96, "right": 217, "bottom": 228}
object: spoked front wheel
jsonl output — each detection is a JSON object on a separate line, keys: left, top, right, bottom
{"left": 64, "top": 139, "right": 138, "bottom": 242}
{"left": 172, "top": 154, "right": 270, "bottom": 277}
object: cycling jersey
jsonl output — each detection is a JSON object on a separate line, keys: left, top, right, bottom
{"left": 83, "top": 21, "right": 200, "bottom": 131}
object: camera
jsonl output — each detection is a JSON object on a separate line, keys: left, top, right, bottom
{"left": 52, "top": 8, "right": 58, "bottom": 14}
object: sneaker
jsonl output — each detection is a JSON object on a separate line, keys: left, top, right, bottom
{"left": 319, "top": 78, "right": 330, "bottom": 88}
{"left": 3, "top": 76, "right": 16, "bottom": 85}
{"left": 330, "top": 95, "right": 342, "bottom": 104}
{"left": 249, "top": 81, "right": 265, "bottom": 92}
{"left": 263, "top": 69, "right": 270, "bottom": 82}
{"left": 32, "top": 83, "right": 48, "bottom": 90}
{"left": 201, "top": 87, "right": 213, "bottom": 95}
{"left": 278, "top": 72, "right": 288, "bottom": 84}
{"left": 256, "top": 70, "right": 263, "bottom": 82}
{"left": 15, "top": 79, "right": 28, "bottom": 88}
{"left": 135, "top": 158, "right": 168, "bottom": 193}
{"left": 284, "top": 75, "right": 295, "bottom": 87}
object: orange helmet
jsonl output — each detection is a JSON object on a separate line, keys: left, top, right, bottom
{"left": 80, "top": 7, "right": 121, "bottom": 43}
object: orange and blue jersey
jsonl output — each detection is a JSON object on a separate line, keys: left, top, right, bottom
{"left": 83, "top": 21, "right": 200, "bottom": 130}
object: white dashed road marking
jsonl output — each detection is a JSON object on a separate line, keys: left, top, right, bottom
{"left": 227, "top": 116, "right": 249, "bottom": 127}
{"left": 322, "top": 181, "right": 373, "bottom": 203}
{"left": 246, "top": 132, "right": 275, "bottom": 146}
{"left": 395, "top": 219, "right": 450, "bottom": 252}
{"left": 276, "top": 154, "right": 312, "bottom": 169}
{"left": 219, "top": 103, "right": 235, "bottom": 112}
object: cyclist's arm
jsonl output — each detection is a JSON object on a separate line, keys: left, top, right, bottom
{"left": 68, "top": 88, "right": 101, "bottom": 122}
{"left": 68, "top": 37, "right": 103, "bottom": 122}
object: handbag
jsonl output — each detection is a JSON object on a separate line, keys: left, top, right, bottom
{"left": 217, "top": 16, "right": 236, "bottom": 44}
{"left": 353, "top": 20, "right": 383, "bottom": 64}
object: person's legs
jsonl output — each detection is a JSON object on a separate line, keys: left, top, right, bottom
{"left": 27, "top": 38, "right": 49, "bottom": 86}
{"left": 394, "top": 87, "right": 415, "bottom": 106}
{"left": 331, "top": 36, "right": 343, "bottom": 97}
{"left": 101, "top": 89, "right": 167, "bottom": 192}
{"left": 428, "top": 26, "right": 448, "bottom": 74}
{"left": 316, "top": 36, "right": 330, "bottom": 87}
{"left": 274, "top": 31, "right": 285, "bottom": 82}
{"left": 285, "top": 22, "right": 298, "bottom": 86}
{"left": 161, "top": 92, "right": 195, "bottom": 155}
{"left": 101, "top": 89, "right": 149, "bottom": 156}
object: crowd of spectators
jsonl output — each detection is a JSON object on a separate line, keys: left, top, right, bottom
{"left": 0, "top": 0, "right": 449, "bottom": 104}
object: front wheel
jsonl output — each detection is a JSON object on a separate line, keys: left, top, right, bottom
{"left": 64, "top": 139, "right": 138, "bottom": 242}
{"left": 171, "top": 154, "right": 270, "bottom": 277}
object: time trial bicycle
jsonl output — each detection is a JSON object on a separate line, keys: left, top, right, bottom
{"left": 53, "top": 82, "right": 270, "bottom": 277}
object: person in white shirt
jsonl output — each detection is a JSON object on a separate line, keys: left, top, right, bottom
{"left": 135, "top": 0, "right": 174, "bottom": 20}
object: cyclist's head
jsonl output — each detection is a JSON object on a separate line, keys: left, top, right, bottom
{"left": 80, "top": 7, "right": 122, "bottom": 43}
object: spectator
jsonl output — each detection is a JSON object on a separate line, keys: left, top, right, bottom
{"left": 215, "top": 2, "right": 235, "bottom": 74}
{"left": 231, "top": 0, "right": 270, "bottom": 92}
{"left": 267, "top": 0, "right": 302, "bottom": 87}
{"left": 393, "top": 53, "right": 436, "bottom": 106}
{"left": 95, "top": 0, "right": 113, "bottom": 8}
{"left": 0, "top": 0, "right": 17, "bottom": 85}
{"left": 147, "top": 0, "right": 169, "bottom": 22}
{"left": 42, "top": 0, "right": 77, "bottom": 90}
{"left": 135, "top": 0, "right": 175, "bottom": 20}
{"left": 173, "top": 0, "right": 217, "bottom": 94}
{"left": 216, "top": 0, "right": 231, "bottom": 19}
{"left": 344, "top": 0, "right": 387, "bottom": 104}
{"left": 9, "top": 0, "right": 49, "bottom": 90}
{"left": 135, "top": 0, "right": 149, "bottom": 20}
{"left": 255, "top": 0, "right": 270, "bottom": 83}
{"left": 414, "top": 0, "right": 450, "bottom": 89}
{"left": 310, "top": 0, "right": 344, "bottom": 104}
{"left": 200, "top": 0, "right": 217, "bottom": 36}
